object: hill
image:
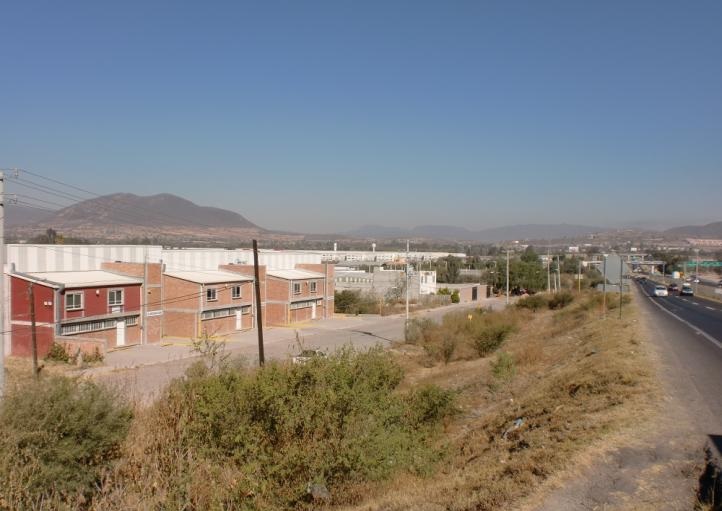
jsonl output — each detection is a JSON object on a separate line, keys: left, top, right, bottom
{"left": 664, "top": 221, "right": 722, "bottom": 239}
{"left": 8, "top": 193, "right": 271, "bottom": 244}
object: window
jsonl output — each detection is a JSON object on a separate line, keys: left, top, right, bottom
{"left": 60, "top": 315, "right": 138, "bottom": 335}
{"left": 293, "top": 282, "right": 301, "bottom": 295}
{"left": 310, "top": 281, "right": 317, "bottom": 293}
{"left": 201, "top": 306, "right": 249, "bottom": 320}
{"left": 206, "top": 288, "right": 217, "bottom": 301}
{"left": 66, "top": 292, "right": 83, "bottom": 311}
{"left": 232, "top": 285, "right": 241, "bottom": 299}
{"left": 108, "top": 289, "right": 124, "bottom": 306}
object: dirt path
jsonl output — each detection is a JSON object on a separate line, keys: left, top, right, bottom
{"left": 519, "top": 288, "right": 722, "bottom": 511}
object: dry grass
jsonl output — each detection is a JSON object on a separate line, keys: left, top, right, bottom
{"left": 340, "top": 291, "right": 652, "bottom": 511}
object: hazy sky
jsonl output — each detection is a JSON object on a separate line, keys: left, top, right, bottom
{"left": 2, "top": 1, "right": 721, "bottom": 233}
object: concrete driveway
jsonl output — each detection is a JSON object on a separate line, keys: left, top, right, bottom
{"left": 91, "top": 298, "right": 505, "bottom": 402}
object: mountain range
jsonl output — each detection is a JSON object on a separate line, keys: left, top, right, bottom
{"left": 6, "top": 192, "right": 721, "bottom": 244}
{"left": 346, "top": 223, "right": 606, "bottom": 242}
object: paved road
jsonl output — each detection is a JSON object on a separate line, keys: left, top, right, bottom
{"left": 635, "top": 279, "right": 722, "bottom": 445}
{"left": 638, "top": 279, "right": 722, "bottom": 345}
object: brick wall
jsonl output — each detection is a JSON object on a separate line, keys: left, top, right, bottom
{"left": 102, "top": 262, "right": 163, "bottom": 342}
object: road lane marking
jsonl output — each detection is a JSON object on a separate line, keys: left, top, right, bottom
{"left": 645, "top": 294, "right": 722, "bottom": 350}
{"left": 682, "top": 298, "right": 689, "bottom": 302}
{"left": 706, "top": 306, "right": 715, "bottom": 311}
{"left": 692, "top": 302, "right": 699, "bottom": 306}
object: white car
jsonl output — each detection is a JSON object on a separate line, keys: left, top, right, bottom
{"left": 653, "top": 285, "right": 668, "bottom": 297}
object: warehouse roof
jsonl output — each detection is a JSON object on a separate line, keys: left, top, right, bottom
{"left": 164, "top": 270, "right": 253, "bottom": 284}
{"left": 18, "top": 270, "right": 143, "bottom": 289}
{"left": 267, "top": 269, "right": 324, "bottom": 280}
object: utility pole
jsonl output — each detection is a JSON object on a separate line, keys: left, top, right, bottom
{"left": 142, "top": 246, "right": 148, "bottom": 345}
{"left": 578, "top": 259, "right": 582, "bottom": 293}
{"left": 28, "top": 283, "right": 39, "bottom": 379}
{"left": 0, "top": 171, "right": 5, "bottom": 395}
{"left": 619, "top": 257, "right": 623, "bottom": 320}
{"left": 547, "top": 248, "right": 551, "bottom": 293}
{"left": 252, "top": 240, "right": 265, "bottom": 367}
{"left": 405, "top": 240, "right": 410, "bottom": 339}
{"left": 694, "top": 248, "right": 699, "bottom": 294}
{"left": 602, "top": 255, "right": 608, "bottom": 316}
{"left": 556, "top": 255, "right": 561, "bottom": 292}
{"left": 505, "top": 249, "right": 510, "bottom": 305}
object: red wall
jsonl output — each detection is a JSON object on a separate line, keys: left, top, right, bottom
{"left": 63, "top": 284, "right": 142, "bottom": 320}
{"left": 11, "top": 277, "right": 55, "bottom": 324}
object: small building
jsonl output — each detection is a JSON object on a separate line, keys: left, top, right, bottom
{"left": 265, "top": 265, "right": 334, "bottom": 325}
{"left": 162, "top": 270, "right": 254, "bottom": 338}
{"left": 9, "top": 270, "right": 144, "bottom": 357}
{"left": 437, "top": 283, "right": 487, "bottom": 303}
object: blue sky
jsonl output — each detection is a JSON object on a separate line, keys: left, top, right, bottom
{"left": 1, "top": 1, "right": 721, "bottom": 233}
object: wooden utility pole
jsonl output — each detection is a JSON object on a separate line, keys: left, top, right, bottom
{"left": 252, "top": 240, "right": 265, "bottom": 366}
{"left": 28, "top": 283, "right": 39, "bottom": 379}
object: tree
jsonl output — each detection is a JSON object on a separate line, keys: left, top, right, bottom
{"left": 520, "top": 246, "right": 539, "bottom": 263}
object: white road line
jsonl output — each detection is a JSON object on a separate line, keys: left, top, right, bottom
{"left": 706, "top": 306, "right": 715, "bottom": 311}
{"left": 692, "top": 302, "right": 700, "bottom": 306}
{"left": 645, "top": 294, "right": 722, "bottom": 350}
{"left": 682, "top": 298, "right": 689, "bottom": 302}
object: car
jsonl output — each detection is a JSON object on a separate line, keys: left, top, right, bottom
{"left": 680, "top": 285, "right": 694, "bottom": 296}
{"left": 653, "top": 285, "right": 668, "bottom": 297}
{"left": 667, "top": 283, "right": 680, "bottom": 294}
{"left": 718, "top": 279, "right": 722, "bottom": 288}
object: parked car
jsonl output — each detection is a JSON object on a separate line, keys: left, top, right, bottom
{"left": 680, "top": 285, "right": 694, "bottom": 296}
{"left": 653, "top": 285, "right": 669, "bottom": 297}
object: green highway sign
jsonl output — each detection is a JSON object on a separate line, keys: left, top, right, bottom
{"left": 684, "top": 261, "right": 722, "bottom": 268}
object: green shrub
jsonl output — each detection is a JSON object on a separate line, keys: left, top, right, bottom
{"left": 548, "top": 291, "right": 574, "bottom": 310}
{"left": 516, "top": 294, "right": 547, "bottom": 311}
{"left": 491, "top": 351, "right": 516, "bottom": 381}
{"left": 450, "top": 290, "right": 460, "bottom": 303}
{"left": 45, "top": 342, "right": 70, "bottom": 362}
{"left": 124, "top": 346, "right": 454, "bottom": 508}
{"left": 0, "top": 376, "right": 132, "bottom": 508}
{"left": 472, "top": 323, "right": 515, "bottom": 357}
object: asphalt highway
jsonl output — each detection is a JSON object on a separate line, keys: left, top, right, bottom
{"left": 638, "top": 279, "right": 722, "bottom": 346}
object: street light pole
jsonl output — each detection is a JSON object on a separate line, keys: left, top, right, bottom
{"left": 695, "top": 249, "right": 700, "bottom": 294}
{"left": 506, "top": 249, "right": 510, "bottom": 305}
{"left": 602, "top": 254, "right": 608, "bottom": 316}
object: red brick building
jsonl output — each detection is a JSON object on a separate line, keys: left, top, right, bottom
{"left": 101, "top": 261, "right": 163, "bottom": 343}
{"left": 9, "top": 270, "right": 143, "bottom": 357}
{"left": 162, "top": 270, "right": 254, "bottom": 339}
{"left": 265, "top": 265, "right": 334, "bottom": 325}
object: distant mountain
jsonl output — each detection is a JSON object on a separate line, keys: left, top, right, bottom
{"left": 664, "top": 221, "right": 722, "bottom": 238}
{"left": 348, "top": 223, "right": 604, "bottom": 242}
{"left": 6, "top": 204, "right": 54, "bottom": 227}
{"left": 41, "top": 193, "right": 259, "bottom": 229}
{"left": 8, "top": 193, "right": 268, "bottom": 244}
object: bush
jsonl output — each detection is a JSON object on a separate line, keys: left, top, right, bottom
{"left": 0, "top": 376, "right": 132, "bottom": 508}
{"left": 491, "top": 351, "right": 516, "bottom": 381}
{"left": 450, "top": 290, "right": 460, "bottom": 303}
{"left": 334, "top": 290, "right": 379, "bottom": 314}
{"left": 548, "top": 291, "right": 574, "bottom": 310}
{"left": 472, "top": 323, "right": 515, "bottom": 357}
{"left": 45, "top": 342, "right": 70, "bottom": 362}
{"left": 109, "top": 347, "right": 454, "bottom": 508}
{"left": 516, "top": 294, "right": 547, "bottom": 311}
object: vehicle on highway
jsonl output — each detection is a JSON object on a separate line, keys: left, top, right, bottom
{"left": 667, "top": 283, "right": 680, "bottom": 294}
{"left": 718, "top": 279, "right": 722, "bottom": 287}
{"left": 680, "top": 285, "right": 694, "bottom": 296}
{"left": 653, "top": 285, "right": 669, "bottom": 297}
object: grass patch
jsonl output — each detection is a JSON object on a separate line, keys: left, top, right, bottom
{"left": 406, "top": 308, "right": 520, "bottom": 365}
{"left": 516, "top": 294, "right": 548, "bottom": 311}
{"left": 340, "top": 290, "right": 651, "bottom": 511}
